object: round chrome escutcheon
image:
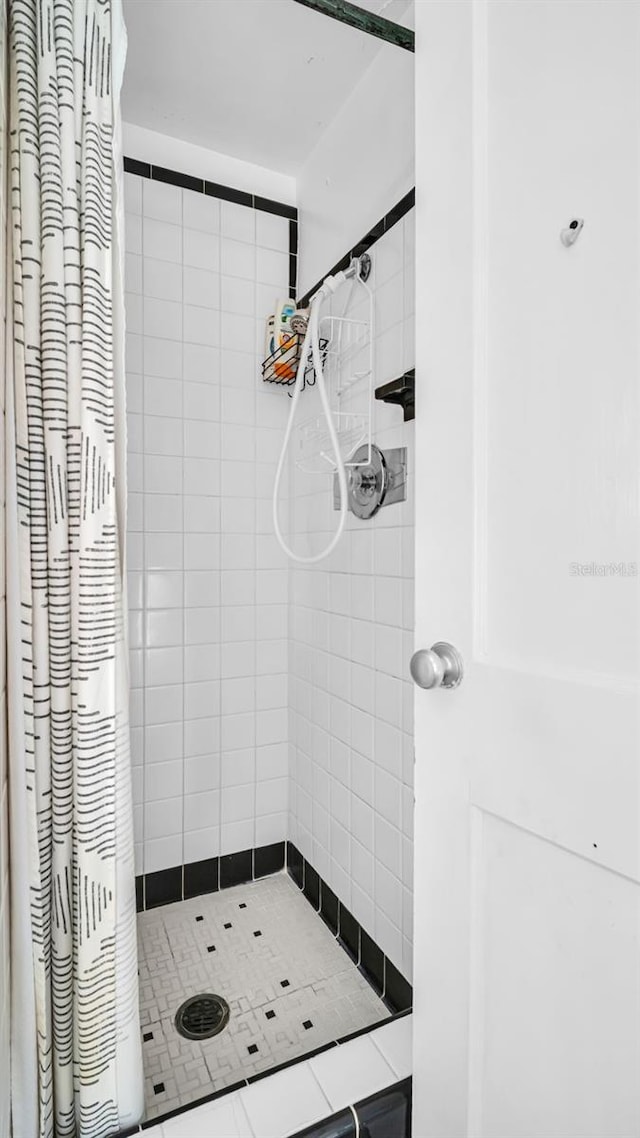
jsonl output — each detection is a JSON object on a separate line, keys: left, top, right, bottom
{"left": 347, "top": 444, "right": 388, "bottom": 519}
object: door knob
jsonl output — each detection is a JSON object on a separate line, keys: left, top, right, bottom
{"left": 410, "top": 642, "right": 463, "bottom": 690}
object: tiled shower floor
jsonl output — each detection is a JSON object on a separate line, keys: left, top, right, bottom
{"left": 138, "top": 872, "right": 389, "bottom": 1121}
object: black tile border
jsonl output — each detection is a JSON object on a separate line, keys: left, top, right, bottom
{"left": 297, "top": 186, "right": 415, "bottom": 309}
{"left": 135, "top": 842, "right": 284, "bottom": 911}
{"left": 290, "top": 1077, "right": 412, "bottom": 1138}
{"left": 254, "top": 840, "right": 285, "bottom": 878}
{"left": 183, "top": 856, "right": 219, "bottom": 899}
{"left": 123, "top": 157, "right": 298, "bottom": 298}
{"left": 144, "top": 866, "right": 181, "bottom": 909}
{"left": 286, "top": 841, "right": 413, "bottom": 1016}
{"left": 290, "top": 1106, "right": 356, "bottom": 1138}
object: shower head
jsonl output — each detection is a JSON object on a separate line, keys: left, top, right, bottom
{"left": 290, "top": 310, "right": 309, "bottom": 335}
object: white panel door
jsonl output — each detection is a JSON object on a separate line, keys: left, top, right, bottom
{"left": 412, "top": 2, "right": 640, "bottom": 1136}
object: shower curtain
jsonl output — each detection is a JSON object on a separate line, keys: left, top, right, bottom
{"left": 5, "top": 1, "right": 143, "bottom": 1135}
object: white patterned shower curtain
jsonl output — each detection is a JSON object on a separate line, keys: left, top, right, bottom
{"left": 5, "top": 1, "right": 143, "bottom": 1135}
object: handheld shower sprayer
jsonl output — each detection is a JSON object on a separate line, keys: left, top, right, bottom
{"left": 272, "top": 254, "right": 371, "bottom": 564}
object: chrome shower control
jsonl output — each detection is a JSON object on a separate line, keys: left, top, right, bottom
{"left": 410, "top": 642, "right": 463, "bottom": 690}
{"left": 333, "top": 444, "right": 407, "bottom": 518}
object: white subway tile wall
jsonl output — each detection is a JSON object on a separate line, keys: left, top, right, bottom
{"left": 0, "top": 7, "right": 10, "bottom": 1135}
{"left": 125, "top": 171, "right": 292, "bottom": 875}
{"left": 288, "top": 211, "right": 416, "bottom": 982}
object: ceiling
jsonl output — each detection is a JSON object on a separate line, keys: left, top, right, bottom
{"left": 122, "top": 0, "right": 413, "bottom": 176}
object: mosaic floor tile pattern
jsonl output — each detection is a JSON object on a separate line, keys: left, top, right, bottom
{"left": 138, "top": 872, "right": 389, "bottom": 1120}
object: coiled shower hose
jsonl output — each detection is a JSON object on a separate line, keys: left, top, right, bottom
{"left": 272, "top": 272, "right": 350, "bottom": 564}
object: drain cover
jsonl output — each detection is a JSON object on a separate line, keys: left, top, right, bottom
{"left": 175, "top": 993, "right": 230, "bottom": 1040}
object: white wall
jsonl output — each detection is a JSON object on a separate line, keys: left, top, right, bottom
{"left": 288, "top": 211, "right": 416, "bottom": 980}
{"left": 123, "top": 123, "right": 296, "bottom": 207}
{"left": 0, "top": 0, "right": 9, "bottom": 1132}
{"left": 124, "top": 143, "right": 293, "bottom": 876}
{"left": 296, "top": 43, "right": 414, "bottom": 296}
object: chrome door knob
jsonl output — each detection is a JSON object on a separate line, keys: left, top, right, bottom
{"left": 410, "top": 642, "right": 463, "bottom": 690}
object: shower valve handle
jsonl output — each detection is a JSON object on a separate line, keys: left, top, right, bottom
{"left": 410, "top": 642, "right": 463, "bottom": 690}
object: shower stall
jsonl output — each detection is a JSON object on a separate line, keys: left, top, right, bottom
{"left": 120, "top": 0, "right": 416, "bottom": 1130}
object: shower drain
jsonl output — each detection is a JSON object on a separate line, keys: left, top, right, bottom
{"left": 175, "top": 993, "right": 230, "bottom": 1040}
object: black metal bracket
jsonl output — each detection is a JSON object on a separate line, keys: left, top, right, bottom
{"left": 375, "top": 369, "right": 415, "bottom": 422}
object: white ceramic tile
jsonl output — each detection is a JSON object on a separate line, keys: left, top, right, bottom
{"left": 125, "top": 211, "right": 142, "bottom": 254}
{"left": 183, "top": 190, "right": 220, "bottom": 234}
{"left": 221, "top": 200, "right": 255, "bottom": 244}
{"left": 185, "top": 606, "right": 221, "bottom": 645}
{"left": 183, "top": 342, "right": 220, "bottom": 384}
{"left": 369, "top": 1014, "right": 412, "bottom": 1080}
{"left": 145, "top": 798, "right": 182, "bottom": 840}
{"left": 221, "top": 783, "right": 254, "bottom": 825}
{"left": 124, "top": 172, "right": 142, "bottom": 215}
{"left": 144, "top": 376, "right": 182, "bottom": 419}
{"left": 184, "top": 381, "right": 220, "bottom": 422}
{"left": 221, "top": 274, "right": 255, "bottom": 316}
{"left": 221, "top": 311, "right": 256, "bottom": 353}
{"left": 256, "top": 247, "right": 289, "bottom": 289}
{"left": 143, "top": 179, "right": 182, "bottom": 225}
{"left": 221, "top": 748, "right": 255, "bottom": 787}
{"left": 125, "top": 251, "right": 143, "bottom": 294}
{"left": 185, "top": 680, "right": 221, "bottom": 721}
{"left": 241, "top": 1062, "right": 330, "bottom": 1138}
{"left": 144, "top": 759, "right": 183, "bottom": 802}
{"left": 185, "top": 534, "right": 220, "bottom": 571}
{"left": 143, "top": 335, "right": 182, "bottom": 379}
{"left": 144, "top": 834, "right": 183, "bottom": 875}
{"left": 309, "top": 1034, "right": 395, "bottom": 1112}
{"left": 185, "top": 644, "right": 221, "bottom": 683}
{"left": 184, "top": 754, "right": 220, "bottom": 795}
{"left": 221, "top": 237, "right": 255, "bottom": 281}
{"left": 221, "top": 818, "right": 254, "bottom": 853}
{"left": 184, "top": 304, "right": 220, "bottom": 348}
{"left": 184, "top": 419, "right": 220, "bottom": 459}
{"left": 184, "top": 790, "right": 220, "bottom": 832}
{"left": 145, "top": 647, "right": 183, "bottom": 688}
{"left": 147, "top": 571, "right": 182, "bottom": 610}
{"left": 163, "top": 1092, "right": 252, "bottom": 1138}
{"left": 144, "top": 217, "right": 182, "bottom": 263}
{"left": 184, "top": 825, "right": 220, "bottom": 864}
{"left": 184, "top": 265, "right": 220, "bottom": 310}
{"left": 146, "top": 610, "right": 183, "bottom": 649}
{"left": 256, "top": 211, "right": 290, "bottom": 252}
{"left": 144, "top": 455, "right": 182, "bottom": 495}
{"left": 221, "top": 677, "right": 255, "bottom": 716}
{"left": 255, "top": 777, "right": 287, "bottom": 817}
{"left": 184, "top": 227, "right": 220, "bottom": 271}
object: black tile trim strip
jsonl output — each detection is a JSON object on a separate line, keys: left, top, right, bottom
{"left": 135, "top": 842, "right": 285, "bottom": 911}
{"left": 286, "top": 841, "right": 413, "bottom": 1015}
{"left": 297, "top": 186, "right": 415, "bottom": 309}
{"left": 292, "top": 0, "right": 414, "bottom": 52}
{"left": 290, "top": 1077, "right": 412, "bottom": 1138}
{"left": 123, "top": 156, "right": 297, "bottom": 219}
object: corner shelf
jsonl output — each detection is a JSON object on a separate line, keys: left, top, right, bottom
{"left": 375, "top": 368, "right": 415, "bottom": 422}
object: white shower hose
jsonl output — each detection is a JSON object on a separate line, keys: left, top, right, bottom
{"left": 272, "top": 273, "right": 350, "bottom": 564}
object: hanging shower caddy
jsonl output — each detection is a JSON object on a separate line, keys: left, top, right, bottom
{"left": 293, "top": 253, "right": 374, "bottom": 474}
{"left": 261, "top": 332, "right": 327, "bottom": 392}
